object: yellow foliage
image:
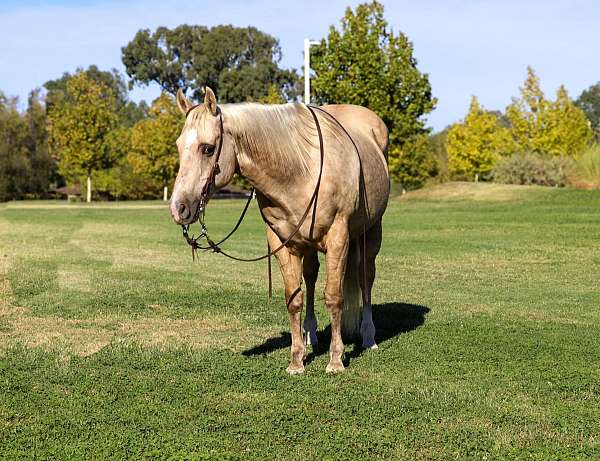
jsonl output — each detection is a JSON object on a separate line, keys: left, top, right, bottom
{"left": 257, "top": 84, "right": 286, "bottom": 104}
{"left": 128, "top": 93, "right": 182, "bottom": 186}
{"left": 46, "top": 71, "right": 118, "bottom": 181}
{"left": 506, "top": 67, "right": 593, "bottom": 156}
{"left": 446, "top": 96, "right": 516, "bottom": 179}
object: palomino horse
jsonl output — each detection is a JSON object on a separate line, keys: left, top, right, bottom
{"left": 170, "top": 87, "right": 389, "bottom": 374}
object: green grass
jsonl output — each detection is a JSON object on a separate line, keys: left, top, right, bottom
{"left": 1, "top": 183, "right": 599, "bottom": 460}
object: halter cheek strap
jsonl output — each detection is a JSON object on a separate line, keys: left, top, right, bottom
{"left": 198, "top": 112, "right": 224, "bottom": 213}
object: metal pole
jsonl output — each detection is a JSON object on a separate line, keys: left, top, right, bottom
{"left": 304, "top": 39, "right": 319, "bottom": 104}
{"left": 304, "top": 38, "right": 310, "bottom": 104}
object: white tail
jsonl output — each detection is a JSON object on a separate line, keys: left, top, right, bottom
{"left": 341, "top": 238, "right": 363, "bottom": 340}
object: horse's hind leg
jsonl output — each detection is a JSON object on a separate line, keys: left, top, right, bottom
{"left": 303, "top": 250, "right": 319, "bottom": 348}
{"left": 359, "top": 219, "right": 382, "bottom": 349}
{"left": 266, "top": 227, "right": 305, "bottom": 374}
{"left": 324, "top": 217, "right": 350, "bottom": 373}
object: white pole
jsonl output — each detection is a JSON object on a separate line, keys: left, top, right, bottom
{"left": 304, "top": 38, "right": 310, "bottom": 104}
{"left": 86, "top": 175, "right": 92, "bottom": 203}
{"left": 304, "top": 38, "right": 319, "bottom": 104}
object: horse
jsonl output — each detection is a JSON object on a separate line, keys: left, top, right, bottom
{"left": 170, "top": 87, "right": 390, "bottom": 374}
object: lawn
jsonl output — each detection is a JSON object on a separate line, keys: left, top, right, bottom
{"left": 0, "top": 182, "right": 599, "bottom": 460}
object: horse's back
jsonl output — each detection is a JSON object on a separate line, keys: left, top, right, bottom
{"left": 320, "top": 104, "right": 390, "bottom": 230}
{"left": 321, "top": 104, "right": 389, "bottom": 159}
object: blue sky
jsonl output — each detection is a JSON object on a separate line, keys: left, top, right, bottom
{"left": 1, "top": 0, "right": 599, "bottom": 130}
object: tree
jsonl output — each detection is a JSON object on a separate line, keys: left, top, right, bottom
{"left": 0, "top": 93, "right": 29, "bottom": 201}
{"left": 446, "top": 96, "right": 516, "bottom": 179}
{"left": 388, "top": 135, "right": 438, "bottom": 190}
{"left": 311, "top": 1, "right": 436, "bottom": 153}
{"left": 122, "top": 25, "right": 299, "bottom": 103}
{"left": 47, "top": 72, "right": 119, "bottom": 202}
{"left": 24, "top": 90, "right": 57, "bottom": 194}
{"left": 44, "top": 65, "right": 148, "bottom": 127}
{"left": 128, "top": 94, "right": 181, "bottom": 200}
{"left": 506, "top": 67, "right": 593, "bottom": 157}
{"left": 575, "top": 82, "right": 600, "bottom": 141}
{"left": 0, "top": 90, "right": 58, "bottom": 201}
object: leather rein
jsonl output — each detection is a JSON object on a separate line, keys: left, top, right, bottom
{"left": 180, "top": 104, "right": 369, "bottom": 276}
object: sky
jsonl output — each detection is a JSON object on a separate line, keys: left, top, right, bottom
{"left": 1, "top": 0, "right": 599, "bottom": 131}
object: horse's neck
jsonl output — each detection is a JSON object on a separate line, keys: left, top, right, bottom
{"left": 224, "top": 104, "right": 313, "bottom": 209}
{"left": 235, "top": 148, "right": 304, "bottom": 211}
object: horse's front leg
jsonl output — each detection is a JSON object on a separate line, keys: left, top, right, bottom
{"left": 324, "top": 217, "right": 350, "bottom": 373}
{"left": 266, "top": 227, "right": 305, "bottom": 374}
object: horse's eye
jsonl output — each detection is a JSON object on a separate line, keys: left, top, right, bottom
{"left": 200, "top": 144, "right": 215, "bottom": 156}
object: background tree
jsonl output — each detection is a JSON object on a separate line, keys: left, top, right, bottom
{"left": 128, "top": 94, "right": 181, "bottom": 200}
{"left": 388, "top": 135, "right": 438, "bottom": 190}
{"left": 446, "top": 96, "right": 516, "bottom": 180}
{"left": 47, "top": 71, "right": 119, "bottom": 202}
{"left": 24, "top": 90, "right": 56, "bottom": 195}
{"left": 311, "top": 1, "right": 436, "bottom": 165}
{"left": 44, "top": 65, "right": 148, "bottom": 127}
{"left": 575, "top": 82, "right": 600, "bottom": 141}
{"left": 122, "top": 25, "right": 299, "bottom": 103}
{"left": 506, "top": 67, "right": 593, "bottom": 156}
{"left": 0, "top": 93, "right": 29, "bottom": 201}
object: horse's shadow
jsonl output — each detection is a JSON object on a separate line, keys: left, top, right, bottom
{"left": 242, "top": 302, "right": 430, "bottom": 366}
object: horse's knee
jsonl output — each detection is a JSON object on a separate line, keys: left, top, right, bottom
{"left": 287, "top": 289, "right": 304, "bottom": 314}
{"left": 324, "top": 292, "right": 343, "bottom": 313}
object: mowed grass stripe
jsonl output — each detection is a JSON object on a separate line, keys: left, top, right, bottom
{"left": 0, "top": 183, "right": 599, "bottom": 459}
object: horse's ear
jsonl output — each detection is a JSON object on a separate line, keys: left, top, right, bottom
{"left": 176, "top": 89, "right": 193, "bottom": 115}
{"left": 204, "top": 86, "right": 218, "bottom": 116}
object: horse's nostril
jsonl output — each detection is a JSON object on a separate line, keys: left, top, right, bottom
{"left": 178, "top": 203, "right": 190, "bottom": 220}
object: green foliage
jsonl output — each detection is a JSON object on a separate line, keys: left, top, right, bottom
{"left": 491, "top": 152, "right": 573, "bottom": 187}
{"left": 0, "top": 91, "right": 56, "bottom": 201}
{"left": 44, "top": 65, "right": 148, "bottom": 127}
{"left": 428, "top": 128, "right": 450, "bottom": 181}
{"left": 570, "top": 144, "right": 600, "bottom": 189}
{"left": 0, "top": 94, "right": 29, "bottom": 201}
{"left": 24, "top": 90, "right": 57, "bottom": 193}
{"left": 506, "top": 67, "right": 593, "bottom": 156}
{"left": 311, "top": 1, "right": 435, "bottom": 149}
{"left": 128, "top": 93, "right": 181, "bottom": 189}
{"left": 122, "top": 25, "right": 299, "bottom": 102}
{"left": 388, "top": 135, "right": 438, "bottom": 190}
{"left": 258, "top": 84, "right": 286, "bottom": 104}
{"left": 446, "top": 96, "right": 516, "bottom": 179}
{"left": 47, "top": 71, "right": 119, "bottom": 183}
{"left": 575, "top": 82, "right": 600, "bottom": 140}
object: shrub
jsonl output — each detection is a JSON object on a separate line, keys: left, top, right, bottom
{"left": 569, "top": 145, "right": 600, "bottom": 189}
{"left": 491, "top": 152, "right": 573, "bottom": 187}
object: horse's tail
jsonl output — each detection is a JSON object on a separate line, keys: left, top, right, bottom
{"left": 342, "top": 238, "right": 363, "bottom": 340}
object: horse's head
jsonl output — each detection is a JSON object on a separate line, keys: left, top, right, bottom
{"left": 170, "top": 87, "right": 237, "bottom": 225}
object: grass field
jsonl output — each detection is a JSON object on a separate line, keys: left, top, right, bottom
{"left": 1, "top": 182, "right": 599, "bottom": 460}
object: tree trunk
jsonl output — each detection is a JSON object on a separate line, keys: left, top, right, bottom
{"left": 163, "top": 185, "right": 168, "bottom": 201}
{"left": 86, "top": 175, "right": 92, "bottom": 203}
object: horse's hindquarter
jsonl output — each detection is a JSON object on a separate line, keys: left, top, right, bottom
{"left": 321, "top": 104, "right": 390, "bottom": 235}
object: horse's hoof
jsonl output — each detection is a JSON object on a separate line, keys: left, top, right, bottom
{"left": 286, "top": 364, "right": 305, "bottom": 375}
{"left": 325, "top": 361, "right": 345, "bottom": 374}
{"left": 362, "top": 342, "right": 378, "bottom": 350}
